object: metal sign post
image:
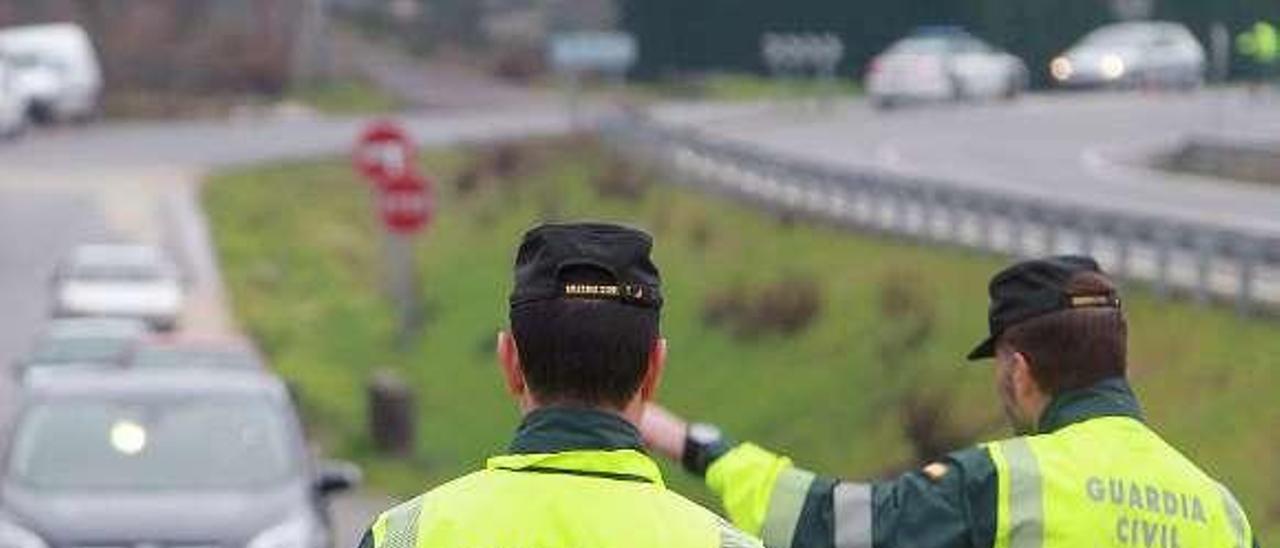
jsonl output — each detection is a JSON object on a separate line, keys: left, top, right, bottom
{"left": 549, "top": 31, "right": 638, "bottom": 128}
{"left": 354, "top": 121, "right": 434, "bottom": 347}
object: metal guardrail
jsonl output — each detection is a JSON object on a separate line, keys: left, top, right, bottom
{"left": 600, "top": 116, "right": 1280, "bottom": 314}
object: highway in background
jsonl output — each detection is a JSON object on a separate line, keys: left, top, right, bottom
{"left": 0, "top": 88, "right": 1275, "bottom": 546}
{"left": 663, "top": 90, "right": 1280, "bottom": 235}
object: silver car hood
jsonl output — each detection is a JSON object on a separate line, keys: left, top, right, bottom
{"left": 1, "top": 481, "right": 307, "bottom": 546}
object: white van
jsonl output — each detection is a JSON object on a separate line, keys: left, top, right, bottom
{"left": 0, "top": 56, "right": 26, "bottom": 137}
{"left": 0, "top": 23, "right": 102, "bottom": 123}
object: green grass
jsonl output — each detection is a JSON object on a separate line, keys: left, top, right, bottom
{"left": 627, "top": 73, "right": 861, "bottom": 102}
{"left": 289, "top": 79, "right": 402, "bottom": 115}
{"left": 204, "top": 138, "right": 1279, "bottom": 539}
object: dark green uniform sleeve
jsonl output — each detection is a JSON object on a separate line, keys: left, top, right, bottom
{"left": 867, "top": 446, "right": 996, "bottom": 547}
{"left": 357, "top": 527, "right": 374, "bottom": 548}
{"left": 355, "top": 527, "right": 373, "bottom": 548}
{"left": 706, "top": 443, "right": 996, "bottom": 548}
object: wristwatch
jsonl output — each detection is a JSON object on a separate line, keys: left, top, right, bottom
{"left": 682, "top": 422, "right": 731, "bottom": 477}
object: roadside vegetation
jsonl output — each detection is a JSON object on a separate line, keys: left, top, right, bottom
{"left": 626, "top": 74, "right": 861, "bottom": 102}
{"left": 205, "top": 137, "right": 1279, "bottom": 537}
{"left": 288, "top": 79, "right": 403, "bottom": 115}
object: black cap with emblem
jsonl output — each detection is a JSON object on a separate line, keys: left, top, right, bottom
{"left": 967, "top": 255, "right": 1121, "bottom": 361}
{"left": 509, "top": 222, "right": 663, "bottom": 310}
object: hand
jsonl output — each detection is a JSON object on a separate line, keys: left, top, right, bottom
{"left": 640, "top": 402, "right": 688, "bottom": 462}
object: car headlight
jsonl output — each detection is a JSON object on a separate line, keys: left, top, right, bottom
{"left": 0, "top": 519, "right": 47, "bottom": 548}
{"left": 245, "top": 515, "right": 316, "bottom": 548}
{"left": 1100, "top": 54, "right": 1126, "bottom": 80}
{"left": 1050, "top": 57, "right": 1073, "bottom": 81}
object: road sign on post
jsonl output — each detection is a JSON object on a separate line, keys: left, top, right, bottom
{"left": 761, "top": 32, "right": 846, "bottom": 109}
{"left": 354, "top": 120, "right": 432, "bottom": 347}
{"left": 354, "top": 120, "right": 416, "bottom": 185}
{"left": 379, "top": 172, "right": 433, "bottom": 235}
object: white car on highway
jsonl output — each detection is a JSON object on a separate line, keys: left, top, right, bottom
{"left": 1050, "top": 21, "right": 1205, "bottom": 90}
{"left": 866, "top": 27, "right": 1028, "bottom": 109}
{"left": 52, "top": 244, "right": 184, "bottom": 330}
{"left": 0, "top": 22, "right": 102, "bottom": 123}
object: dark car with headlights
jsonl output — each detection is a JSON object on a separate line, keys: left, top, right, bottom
{"left": 0, "top": 367, "right": 359, "bottom": 548}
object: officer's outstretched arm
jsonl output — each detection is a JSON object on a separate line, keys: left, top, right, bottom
{"left": 703, "top": 443, "right": 997, "bottom": 548}
{"left": 643, "top": 403, "right": 997, "bottom": 548}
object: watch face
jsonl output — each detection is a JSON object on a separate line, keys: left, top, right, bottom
{"left": 688, "top": 423, "right": 722, "bottom": 445}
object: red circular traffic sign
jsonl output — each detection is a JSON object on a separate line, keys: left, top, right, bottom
{"left": 378, "top": 172, "right": 433, "bottom": 234}
{"left": 354, "top": 120, "right": 415, "bottom": 186}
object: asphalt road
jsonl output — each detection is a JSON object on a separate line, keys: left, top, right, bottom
{"left": 0, "top": 104, "right": 573, "bottom": 547}
{"left": 663, "top": 90, "right": 1280, "bottom": 236}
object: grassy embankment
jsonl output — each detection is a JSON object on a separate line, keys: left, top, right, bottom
{"left": 288, "top": 79, "right": 402, "bottom": 115}
{"left": 205, "top": 137, "right": 1279, "bottom": 538}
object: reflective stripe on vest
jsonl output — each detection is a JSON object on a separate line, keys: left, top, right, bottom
{"left": 833, "top": 482, "right": 872, "bottom": 548}
{"left": 1216, "top": 483, "right": 1248, "bottom": 548}
{"left": 376, "top": 497, "right": 423, "bottom": 548}
{"left": 991, "top": 438, "right": 1044, "bottom": 548}
{"left": 761, "top": 468, "right": 815, "bottom": 548}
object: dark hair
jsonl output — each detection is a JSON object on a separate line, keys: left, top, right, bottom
{"left": 997, "top": 272, "right": 1127, "bottom": 395}
{"left": 509, "top": 267, "right": 659, "bottom": 408}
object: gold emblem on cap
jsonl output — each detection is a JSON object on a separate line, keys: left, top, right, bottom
{"left": 564, "top": 284, "right": 622, "bottom": 297}
{"left": 1069, "top": 294, "right": 1118, "bottom": 308}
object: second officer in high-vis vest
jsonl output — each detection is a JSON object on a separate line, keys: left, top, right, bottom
{"left": 358, "top": 222, "right": 762, "bottom": 548}
{"left": 642, "top": 256, "right": 1258, "bottom": 548}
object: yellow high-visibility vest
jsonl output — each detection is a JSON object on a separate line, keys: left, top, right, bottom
{"left": 370, "top": 449, "right": 761, "bottom": 548}
{"left": 989, "top": 416, "right": 1253, "bottom": 548}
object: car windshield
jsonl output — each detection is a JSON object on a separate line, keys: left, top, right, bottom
{"left": 132, "top": 348, "right": 259, "bottom": 370}
{"left": 1081, "top": 25, "right": 1153, "bottom": 47}
{"left": 68, "top": 261, "right": 164, "bottom": 282}
{"left": 8, "top": 396, "right": 297, "bottom": 491}
{"left": 888, "top": 36, "right": 953, "bottom": 54}
{"left": 29, "top": 337, "right": 129, "bottom": 364}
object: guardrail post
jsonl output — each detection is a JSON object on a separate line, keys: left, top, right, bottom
{"left": 920, "top": 186, "right": 935, "bottom": 242}
{"left": 1235, "top": 237, "right": 1259, "bottom": 316}
{"left": 1193, "top": 230, "right": 1214, "bottom": 305}
{"left": 1114, "top": 219, "right": 1132, "bottom": 279}
{"left": 895, "top": 187, "right": 911, "bottom": 236}
{"left": 1010, "top": 204, "right": 1026, "bottom": 257}
{"left": 979, "top": 197, "right": 994, "bottom": 252}
{"left": 1154, "top": 223, "right": 1174, "bottom": 299}
{"left": 1078, "top": 212, "right": 1096, "bottom": 258}
{"left": 947, "top": 193, "right": 963, "bottom": 245}
{"left": 1043, "top": 209, "right": 1058, "bottom": 256}
{"left": 866, "top": 183, "right": 882, "bottom": 232}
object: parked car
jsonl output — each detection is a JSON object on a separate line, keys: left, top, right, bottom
{"left": 16, "top": 317, "right": 148, "bottom": 376}
{"left": 866, "top": 27, "right": 1028, "bottom": 109}
{"left": 0, "top": 368, "right": 360, "bottom": 548}
{"left": 51, "top": 243, "right": 184, "bottom": 330}
{"left": 0, "top": 55, "right": 26, "bottom": 138}
{"left": 1049, "top": 21, "right": 1205, "bottom": 90}
{"left": 0, "top": 22, "right": 102, "bottom": 123}
{"left": 131, "top": 336, "right": 265, "bottom": 370}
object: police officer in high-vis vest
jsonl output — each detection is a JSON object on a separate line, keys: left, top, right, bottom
{"left": 641, "top": 256, "right": 1258, "bottom": 548}
{"left": 358, "top": 222, "right": 762, "bottom": 548}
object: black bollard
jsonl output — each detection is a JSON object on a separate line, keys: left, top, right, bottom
{"left": 368, "top": 370, "right": 416, "bottom": 457}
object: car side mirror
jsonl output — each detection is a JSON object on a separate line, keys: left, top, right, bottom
{"left": 315, "top": 460, "right": 361, "bottom": 496}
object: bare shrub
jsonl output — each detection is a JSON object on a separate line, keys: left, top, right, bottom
{"left": 591, "top": 160, "right": 649, "bottom": 201}
{"left": 701, "top": 274, "right": 823, "bottom": 339}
